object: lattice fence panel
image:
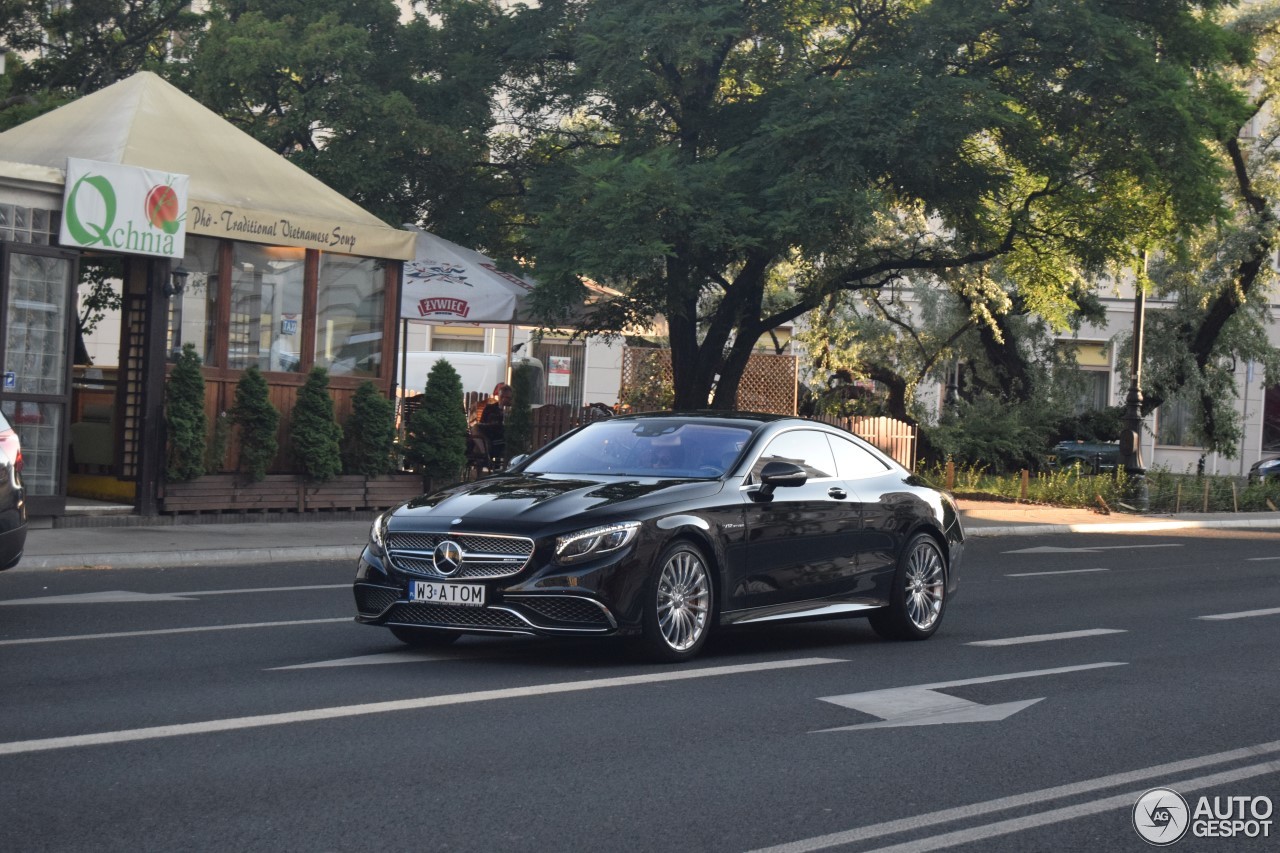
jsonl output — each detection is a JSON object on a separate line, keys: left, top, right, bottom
{"left": 619, "top": 347, "right": 797, "bottom": 415}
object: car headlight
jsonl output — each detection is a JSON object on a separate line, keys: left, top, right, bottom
{"left": 369, "top": 511, "right": 389, "bottom": 556}
{"left": 555, "top": 521, "right": 640, "bottom": 565}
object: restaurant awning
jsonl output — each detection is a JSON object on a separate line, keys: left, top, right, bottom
{"left": 0, "top": 72, "right": 415, "bottom": 260}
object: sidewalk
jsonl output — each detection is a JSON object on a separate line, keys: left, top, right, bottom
{"left": 10, "top": 500, "right": 1280, "bottom": 572}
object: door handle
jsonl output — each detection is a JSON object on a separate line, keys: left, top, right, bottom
{"left": 827, "top": 487, "right": 847, "bottom": 500}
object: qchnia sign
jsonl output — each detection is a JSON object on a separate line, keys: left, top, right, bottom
{"left": 59, "top": 158, "right": 189, "bottom": 259}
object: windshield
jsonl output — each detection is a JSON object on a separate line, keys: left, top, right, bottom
{"left": 524, "top": 419, "right": 754, "bottom": 478}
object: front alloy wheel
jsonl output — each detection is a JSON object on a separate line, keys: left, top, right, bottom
{"left": 637, "top": 542, "right": 713, "bottom": 662}
{"left": 869, "top": 533, "right": 946, "bottom": 641}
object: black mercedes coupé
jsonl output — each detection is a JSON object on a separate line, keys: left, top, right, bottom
{"left": 353, "top": 412, "right": 963, "bottom": 661}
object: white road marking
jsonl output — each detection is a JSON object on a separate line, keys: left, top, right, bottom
{"left": 1002, "top": 544, "right": 1183, "bottom": 554}
{"left": 1246, "top": 556, "right": 1280, "bottom": 561}
{"left": 271, "top": 651, "right": 456, "bottom": 670}
{"left": 967, "top": 629, "right": 1127, "bottom": 647}
{"left": 0, "top": 618, "right": 350, "bottom": 646}
{"left": 0, "top": 657, "right": 845, "bottom": 755}
{"left": 1005, "top": 568, "right": 1110, "bottom": 578}
{"left": 812, "top": 662, "right": 1125, "bottom": 732}
{"left": 1199, "top": 606, "right": 1280, "bottom": 621}
{"left": 747, "top": 738, "right": 1280, "bottom": 853}
{"left": 0, "top": 584, "right": 348, "bottom": 606}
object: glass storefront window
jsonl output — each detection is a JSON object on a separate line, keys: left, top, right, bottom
{"left": 315, "top": 254, "right": 385, "bottom": 378}
{"left": 3, "top": 252, "right": 71, "bottom": 395}
{"left": 228, "top": 244, "right": 305, "bottom": 372}
{"left": 166, "top": 236, "right": 220, "bottom": 364}
{"left": 1, "top": 400, "right": 63, "bottom": 496}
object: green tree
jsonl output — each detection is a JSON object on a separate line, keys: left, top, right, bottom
{"left": 1126, "top": 5, "right": 1280, "bottom": 456}
{"left": 404, "top": 359, "right": 468, "bottom": 483}
{"left": 0, "top": 0, "right": 203, "bottom": 128}
{"left": 177, "top": 0, "right": 508, "bottom": 231}
{"left": 505, "top": 363, "right": 535, "bottom": 458}
{"left": 230, "top": 365, "right": 279, "bottom": 482}
{"left": 343, "top": 381, "right": 396, "bottom": 477}
{"left": 290, "top": 367, "right": 343, "bottom": 482}
{"left": 164, "top": 343, "right": 207, "bottom": 482}
{"left": 500, "top": 0, "right": 1248, "bottom": 409}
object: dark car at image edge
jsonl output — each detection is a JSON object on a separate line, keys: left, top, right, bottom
{"left": 353, "top": 412, "right": 963, "bottom": 661}
{"left": 0, "top": 410, "right": 27, "bottom": 570}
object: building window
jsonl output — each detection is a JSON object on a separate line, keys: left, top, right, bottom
{"left": 0, "top": 204, "right": 59, "bottom": 244}
{"left": 315, "top": 254, "right": 384, "bottom": 378}
{"left": 228, "top": 244, "right": 305, "bottom": 372}
{"left": 430, "top": 325, "right": 484, "bottom": 353}
{"left": 1072, "top": 370, "right": 1110, "bottom": 413}
{"left": 1263, "top": 384, "right": 1280, "bottom": 452}
{"left": 1157, "top": 395, "right": 1201, "bottom": 447}
{"left": 166, "top": 236, "right": 220, "bottom": 364}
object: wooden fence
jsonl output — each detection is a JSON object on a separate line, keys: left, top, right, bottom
{"left": 816, "top": 414, "right": 918, "bottom": 471}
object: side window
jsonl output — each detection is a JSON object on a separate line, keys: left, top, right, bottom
{"left": 749, "top": 430, "right": 837, "bottom": 482}
{"left": 828, "top": 435, "right": 890, "bottom": 480}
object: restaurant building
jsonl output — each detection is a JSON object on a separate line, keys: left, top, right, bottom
{"left": 0, "top": 72, "right": 416, "bottom": 517}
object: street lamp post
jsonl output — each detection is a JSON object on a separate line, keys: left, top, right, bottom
{"left": 1119, "top": 256, "right": 1150, "bottom": 511}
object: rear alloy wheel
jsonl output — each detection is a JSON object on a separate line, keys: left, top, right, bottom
{"left": 637, "top": 542, "right": 713, "bottom": 662}
{"left": 389, "top": 626, "right": 462, "bottom": 647}
{"left": 869, "top": 533, "right": 947, "bottom": 641}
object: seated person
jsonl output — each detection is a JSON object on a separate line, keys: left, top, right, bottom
{"left": 473, "top": 383, "right": 513, "bottom": 463}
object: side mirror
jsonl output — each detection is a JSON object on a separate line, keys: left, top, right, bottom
{"left": 757, "top": 460, "right": 807, "bottom": 497}
{"left": 506, "top": 454, "right": 528, "bottom": 469}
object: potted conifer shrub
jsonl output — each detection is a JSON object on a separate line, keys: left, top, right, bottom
{"left": 291, "top": 367, "right": 343, "bottom": 482}
{"left": 404, "top": 359, "right": 468, "bottom": 490}
{"left": 165, "top": 344, "right": 207, "bottom": 482}
{"left": 231, "top": 365, "right": 279, "bottom": 484}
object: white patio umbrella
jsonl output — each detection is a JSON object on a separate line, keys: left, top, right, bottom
{"left": 399, "top": 227, "right": 538, "bottom": 324}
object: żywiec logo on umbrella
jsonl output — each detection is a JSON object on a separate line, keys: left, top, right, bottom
{"left": 417, "top": 297, "right": 471, "bottom": 318}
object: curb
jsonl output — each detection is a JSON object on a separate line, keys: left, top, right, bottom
{"left": 965, "top": 517, "right": 1280, "bottom": 538}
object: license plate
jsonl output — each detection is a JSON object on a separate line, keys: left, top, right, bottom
{"left": 409, "top": 580, "right": 486, "bottom": 607}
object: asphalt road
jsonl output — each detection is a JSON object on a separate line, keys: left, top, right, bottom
{"left": 1, "top": 528, "right": 1277, "bottom": 853}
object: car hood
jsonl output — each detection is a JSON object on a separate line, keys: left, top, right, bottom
{"left": 391, "top": 473, "right": 726, "bottom": 530}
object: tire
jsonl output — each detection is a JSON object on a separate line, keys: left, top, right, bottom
{"left": 634, "top": 541, "right": 714, "bottom": 663}
{"left": 389, "top": 625, "right": 462, "bottom": 647}
{"left": 869, "top": 533, "right": 947, "bottom": 641}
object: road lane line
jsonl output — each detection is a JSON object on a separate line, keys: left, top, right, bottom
{"left": 1199, "top": 606, "right": 1280, "bottom": 620}
{"left": 1246, "top": 556, "right": 1280, "bottom": 561}
{"left": 0, "top": 584, "right": 350, "bottom": 606}
{"left": 0, "top": 618, "right": 350, "bottom": 646}
{"left": 855, "top": 760, "right": 1280, "bottom": 853}
{"left": 0, "top": 657, "right": 845, "bottom": 755}
{"left": 967, "top": 629, "right": 1127, "bottom": 647}
{"left": 747, "top": 739, "right": 1280, "bottom": 853}
{"left": 1005, "top": 568, "right": 1110, "bottom": 578}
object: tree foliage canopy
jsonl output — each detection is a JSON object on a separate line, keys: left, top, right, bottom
{"left": 499, "top": 0, "right": 1250, "bottom": 408}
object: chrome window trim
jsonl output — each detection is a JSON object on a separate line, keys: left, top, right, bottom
{"left": 738, "top": 425, "right": 843, "bottom": 490}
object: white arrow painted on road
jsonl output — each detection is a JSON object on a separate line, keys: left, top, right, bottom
{"left": 271, "top": 651, "right": 458, "bottom": 670}
{"left": 813, "top": 661, "right": 1127, "bottom": 732}
{"left": 1003, "top": 544, "right": 1183, "bottom": 554}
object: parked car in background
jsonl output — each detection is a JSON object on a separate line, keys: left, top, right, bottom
{"left": 0, "top": 411, "right": 27, "bottom": 570}
{"left": 1049, "top": 439, "right": 1121, "bottom": 474}
{"left": 1248, "top": 455, "right": 1280, "bottom": 483}
{"left": 353, "top": 412, "right": 964, "bottom": 662}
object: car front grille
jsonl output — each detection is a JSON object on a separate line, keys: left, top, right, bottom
{"left": 384, "top": 602, "right": 530, "bottom": 631}
{"left": 514, "top": 596, "right": 612, "bottom": 627}
{"left": 353, "top": 584, "right": 399, "bottom": 617}
{"left": 386, "top": 532, "right": 534, "bottom": 580}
